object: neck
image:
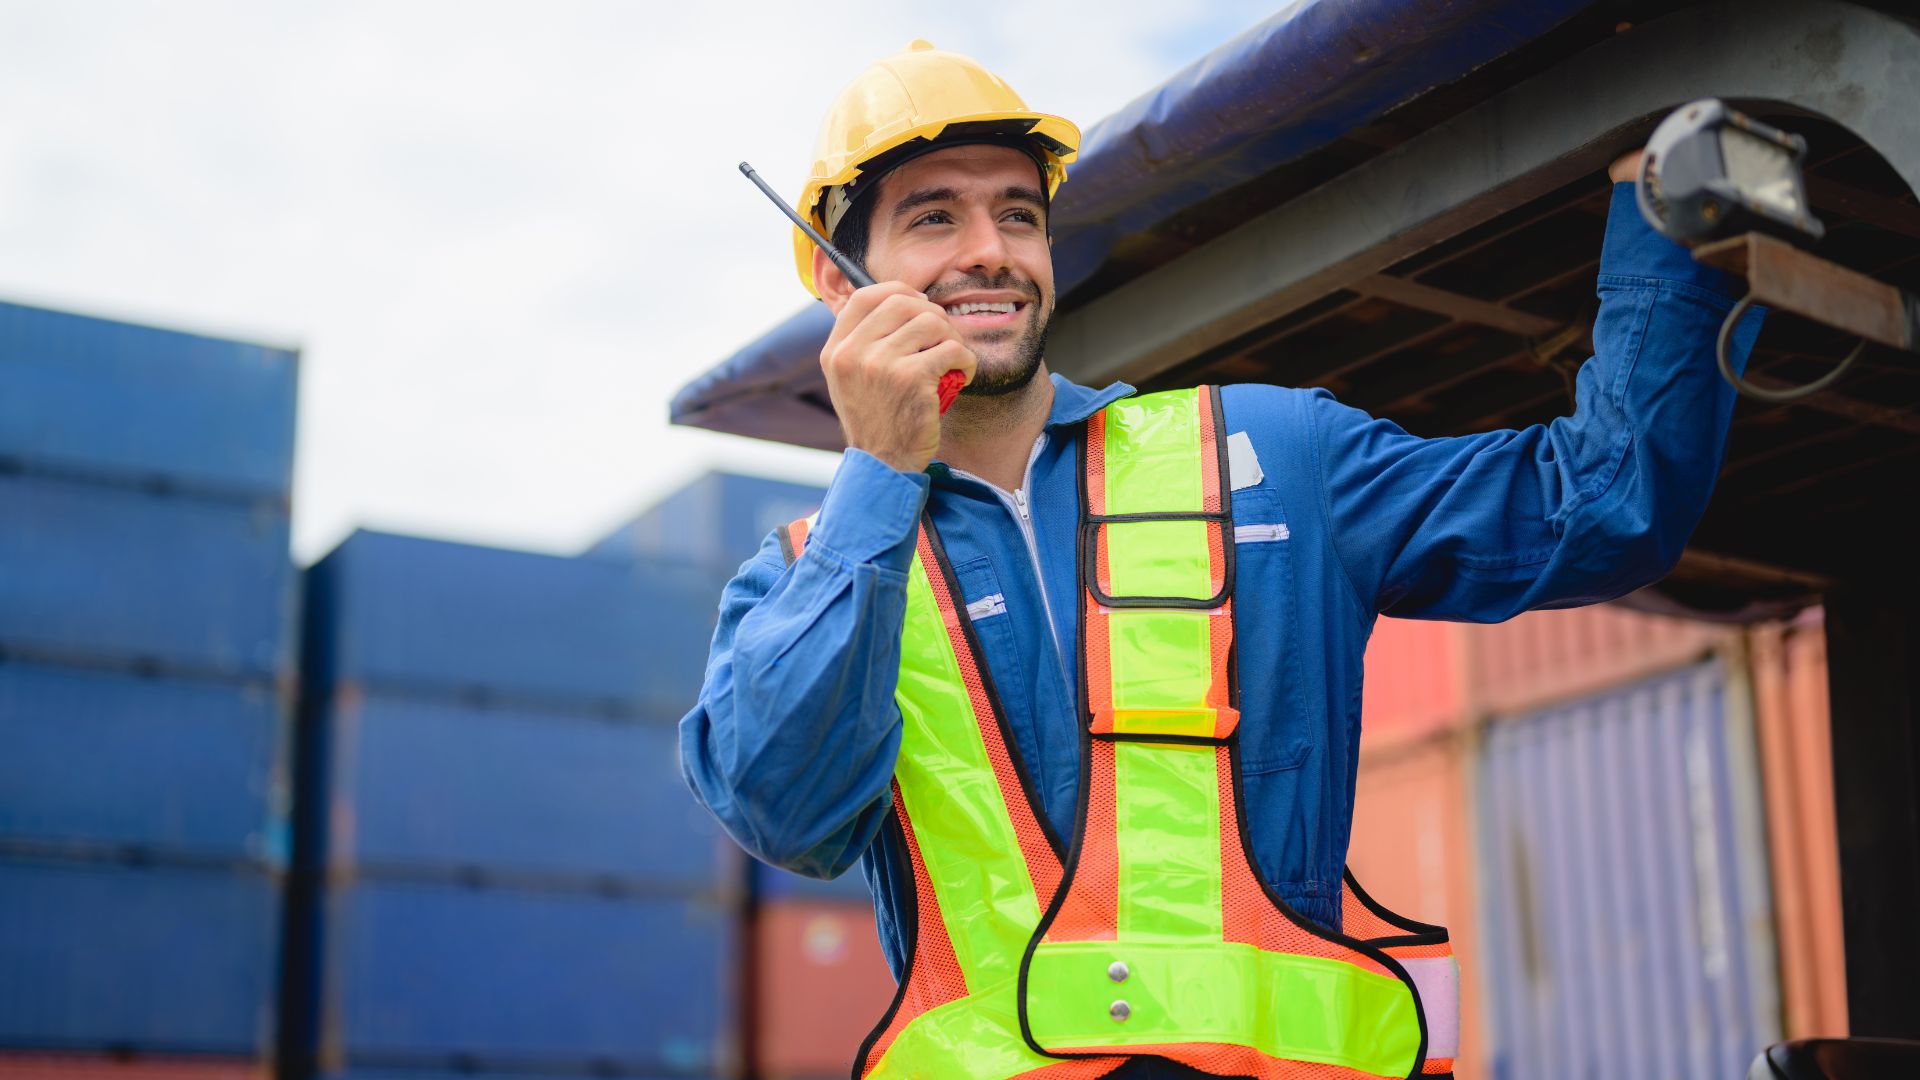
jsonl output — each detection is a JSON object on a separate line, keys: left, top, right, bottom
{"left": 937, "top": 363, "right": 1054, "bottom": 492}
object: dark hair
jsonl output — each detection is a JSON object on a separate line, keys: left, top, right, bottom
{"left": 827, "top": 188, "right": 875, "bottom": 277}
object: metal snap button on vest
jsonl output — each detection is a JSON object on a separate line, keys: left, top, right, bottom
{"left": 1109, "top": 999, "right": 1131, "bottom": 1022}
{"left": 1107, "top": 960, "right": 1130, "bottom": 983}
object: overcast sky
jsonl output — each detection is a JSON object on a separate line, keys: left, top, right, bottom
{"left": 1, "top": 1, "right": 1281, "bottom": 563}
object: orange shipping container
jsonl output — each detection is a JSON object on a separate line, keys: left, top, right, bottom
{"left": 1361, "top": 617, "right": 1468, "bottom": 751}
{"left": 752, "top": 900, "right": 896, "bottom": 1079}
{"left": 0, "top": 1056, "right": 263, "bottom": 1080}
{"left": 1465, "top": 601, "right": 1731, "bottom": 716}
{"left": 1347, "top": 738, "right": 1483, "bottom": 1080}
{"left": 1748, "top": 612, "right": 1849, "bottom": 1039}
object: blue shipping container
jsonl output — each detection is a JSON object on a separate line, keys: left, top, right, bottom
{"left": 0, "top": 300, "right": 297, "bottom": 500}
{"left": 306, "top": 531, "right": 719, "bottom": 711}
{"left": 1475, "top": 661, "right": 1782, "bottom": 1080}
{"left": 0, "top": 856, "right": 280, "bottom": 1054}
{"left": 0, "top": 474, "right": 294, "bottom": 677}
{"left": 316, "top": 690, "right": 730, "bottom": 888}
{"left": 314, "top": 880, "right": 733, "bottom": 1072}
{"left": 0, "top": 661, "right": 288, "bottom": 866}
{"left": 588, "top": 471, "right": 824, "bottom": 570}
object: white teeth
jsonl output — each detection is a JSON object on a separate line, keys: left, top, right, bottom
{"left": 945, "top": 301, "right": 1017, "bottom": 316}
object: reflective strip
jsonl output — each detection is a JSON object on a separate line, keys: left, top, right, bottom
{"left": 1024, "top": 940, "right": 1423, "bottom": 1077}
{"left": 1115, "top": 742, "right": 1222, "bottom": 941}
{"left": 892, "top": 556, "right": 1042, "bottom": 990}
{"left": 1101, "top": 390, "right": 1206, "bottom": 515}
{"left": 1401, "top": 955, "right": 1459, "bottom": 1060}
{"left": 870, "top": 976, "right": 1073, "bottom": 1079}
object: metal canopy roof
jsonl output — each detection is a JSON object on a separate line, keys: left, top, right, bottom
{"left": 675, "top": 0, "right": 1920, "bottom": 608}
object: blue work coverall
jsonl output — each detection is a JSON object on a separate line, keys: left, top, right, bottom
{"left": 681, "top": 183, "right": 1762, "bottom": 1040}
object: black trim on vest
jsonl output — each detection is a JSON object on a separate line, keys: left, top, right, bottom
{"left": 1078, "top": 387, "right": 1236, "bottom": 610}
{"left": 1344, "top": 865, "right": 1451, "bottom": 948}
{"left": 777, "top": 523, "right": 797, "bottom": 566}
{"left": 851, "top": 806, "right": 916, "bottom": 1079}
{"left": 1016, "top": 388, "right": 1430, "bottom": 1080}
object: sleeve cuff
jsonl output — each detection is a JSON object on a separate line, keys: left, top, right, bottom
{"left": 809, "top": 449, "right": 930, "bottom": 570}
{"left": 1600, "top": 181, "right": 1741, "bottom": 298}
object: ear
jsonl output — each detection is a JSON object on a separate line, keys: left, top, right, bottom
{"left": 813, "top": 246, "right": 854, "bottom": 315}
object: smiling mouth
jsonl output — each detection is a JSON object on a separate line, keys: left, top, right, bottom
{"left": 942, "top": 300, "right": 1028, "bottom": 327}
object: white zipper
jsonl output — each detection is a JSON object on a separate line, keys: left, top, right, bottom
{"left": 948, "top": 434, "right": 1067, "bottom": 675}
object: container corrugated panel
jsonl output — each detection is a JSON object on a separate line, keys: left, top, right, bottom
{"left": 751, "top": 859, "right": 869, "bottom": 903}
{"left": 0, "top": 857, "right": 280, "bottom": 1054}
{"left": 752, "top": 901, "right": 893, "bottom": 1079}
{"left": 0, "top": 661, "right": 288, "bottom": 865}
{"left": 1475, "top": 661, "right": 1781, "bottom": 1080}
{"left": 1348, "top": 739, "right": 1482, "bottom": 1080}
{"left": 588, "top": 471, "right": 824, "bottom": 570}
{"left": 0, "top": 1054, "right": 265, "bottom": 1080}
{"left": 318, "top": 689, "right": 728, "bottom": 888}
{"left": 306, "top": 531, "right": 719, "bottom": 711}
{"left": 315, "top": 880, "right": 734, "bottom": 1073}
{"left": 1749, "top": 613, "right": 1849, "bottom": 1039}
{"left": 1465, "top": 602, "right": 1731, "bottom": 717}
{"left": 1360, "top": 617, "right": 1468, "bottom": 751}
{"left": 0, "top": 475, "right": 293, "bottom": 677}
{"left": 0, "top": 300, "right": 297, "bottom": 500}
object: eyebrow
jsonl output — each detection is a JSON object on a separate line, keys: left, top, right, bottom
{"left": 889, "top": 184, "right": 1048, "bottom": 220}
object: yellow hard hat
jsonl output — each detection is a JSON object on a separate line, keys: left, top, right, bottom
{"left": 791, "top": 40, "right": 1080, "bottom": 297}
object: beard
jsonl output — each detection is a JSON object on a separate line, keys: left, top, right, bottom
{"left": 926, "top": 270, "right": 1050, "bottom": 398}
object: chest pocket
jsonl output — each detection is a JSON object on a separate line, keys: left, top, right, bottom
{"left": 952, "top": 556, "right": 1025, "bottom": 696}
{"left": 1229, "top": 484, "right": 1310, "bottom": 775}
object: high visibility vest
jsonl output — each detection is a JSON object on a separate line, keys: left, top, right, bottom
{"left": 778, "top": 387, "right": 1458, "bottom": 1080}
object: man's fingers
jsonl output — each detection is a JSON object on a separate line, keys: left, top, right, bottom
{"left": 822, "top": 282, "right": 920, "bottom": 353}
{"left": 923, "top": 338, "right": 977, "bottom": 385}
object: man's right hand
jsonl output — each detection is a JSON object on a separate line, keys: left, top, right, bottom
{"left": 819, "top": 282, "right": 977, "bottom": 474}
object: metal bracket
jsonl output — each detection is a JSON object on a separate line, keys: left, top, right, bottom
{"left": 1692, "top": 232, "right": 1918, "bottom": 352}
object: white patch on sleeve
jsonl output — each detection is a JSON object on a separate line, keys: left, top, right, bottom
{"left": 965, "top": 593, "right": 1007, "bottom": 620}
{"left": 1227, "top": 431, "right": 1264, "bottom": 491}
{"left": 1233, "top": 523, "right": 1291, "bottom": 543}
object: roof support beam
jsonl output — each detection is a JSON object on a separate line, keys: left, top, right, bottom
{"left": 1046, "top": 0, "right": 1920, "bottom": 388}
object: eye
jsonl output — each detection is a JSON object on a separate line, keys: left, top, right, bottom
{"left": 1005, "top": 208, "right": 1040, "bottom": 225}
{"left": 912, "top": 210, "right": 953, "bottom": 227}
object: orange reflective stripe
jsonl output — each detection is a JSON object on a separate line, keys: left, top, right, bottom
{"left": 859, "top": 782, "right": 970, "bottom": 1076}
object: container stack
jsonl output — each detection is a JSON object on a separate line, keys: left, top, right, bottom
{"left": 1345, "top": 601, "right": 1848, "bottom": 1080}
{"left": 286, "top": 531, "right": 738, "bottom": 1080}
{"left": 0, "top": 300, "right": 298, "bottom": 1079}
{"left": 592, "top": 470, "right": 896, "bottom": 1079}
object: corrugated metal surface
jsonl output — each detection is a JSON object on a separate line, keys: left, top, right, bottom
{"left": 1361, "top": 617, "right": 1468, "bottom": 751}
{"left": 752, "top": 902, "right": 893, "bottom": 1079}
{"left": 589, "top": 471, "right": 823, "bottom": 571}
{"left": 0, "top": 662, "right": 287, "bottom": 865}
{"left": 1749, "top": 613, "right": 1849, "bottom": 1039}
{"left": 1475, "top": 660, "right": 1781, "bottom": 1080}
{"left": 1348, "top": 738, "right": 1482, "bottom": 1079}
{"left": 1466, "top": 604, "right": 1730, "bottom": 717}
{"left": 0, "top": 300, "right": 297, "bottom": 500}
{"left": 0, "top": 474, "right": 293, "bottom": 677}
{"left": 305, "top": 531, "right": 718, "bottom": 711}
{"left": 315, "top": 689, "right": 728, "bottom": 888}
{"left": 0, "top": 858, "right": 280, "bottom": 1054}
{"left": 0, "top": 1054, "right": 265, "bottom": 1080}
{"left": 312, "top": 880, "right": 734, "bottom": 1073}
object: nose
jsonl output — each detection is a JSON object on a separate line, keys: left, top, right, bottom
{"left": 951, "top": 209, "right": 1013, "bottom": 276}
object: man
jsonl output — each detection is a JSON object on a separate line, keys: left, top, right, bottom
{"left": 682, "top": 41, "right": 1761, "bottom": 1079}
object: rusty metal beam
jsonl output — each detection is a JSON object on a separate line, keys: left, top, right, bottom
{"left": 1693, "top": 232, "right": 1918, "bottom": 350}
{"left": 1806, "top": 175, "right": 1920, "bottom": 242}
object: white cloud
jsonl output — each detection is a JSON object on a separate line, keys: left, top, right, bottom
{"left": 0, "top": 0, "right": 1277, "bottom": 563}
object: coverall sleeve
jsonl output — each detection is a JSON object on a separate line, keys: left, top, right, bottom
{"left": 1311, "top": 182, "right": 1766, "bottom": 621}
{"left": 678, "top": 449, "right": 927, "bottom": 878}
